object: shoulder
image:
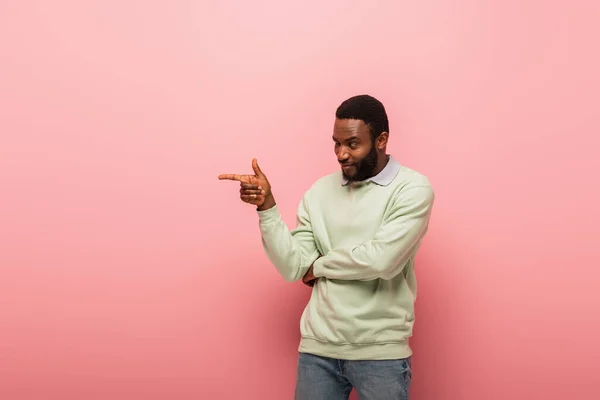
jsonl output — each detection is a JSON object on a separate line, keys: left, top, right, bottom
{"left": 296, "top": 170, "right": 341, "bottom": 209}
{"left": 390, "top": 166, "right": 435, "bottom": 205}
{"left": 306, "top": 170, "right": 343, "bottom": 195}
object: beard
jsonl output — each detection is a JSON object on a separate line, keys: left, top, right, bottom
{"left": 343, "top": 141, "right": 379, "bottom": 182}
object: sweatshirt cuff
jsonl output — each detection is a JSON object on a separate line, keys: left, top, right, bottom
{"left": 312, "top": 257, "right": 325, "bottom": 277}
{"left": 257, "top": 205, "right": 281, "bottom": 226}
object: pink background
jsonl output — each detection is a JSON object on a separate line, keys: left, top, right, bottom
{"left": 1, "top": 1, "right": 599, "bottom": 399}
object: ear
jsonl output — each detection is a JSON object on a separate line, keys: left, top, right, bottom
{"left": 376, "top": 132, "right": 389, "bottom": 150}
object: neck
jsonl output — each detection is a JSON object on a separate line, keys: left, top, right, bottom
{"left": 371, "top": 153, "right": 389, "bottom": 177}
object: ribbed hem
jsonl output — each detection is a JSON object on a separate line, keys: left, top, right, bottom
{"left": 298, "top": 336, "right": 412, "bottom": 361}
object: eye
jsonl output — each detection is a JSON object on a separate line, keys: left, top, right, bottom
{"left": 349, "top": 142, "right": 358, "bottom": 149}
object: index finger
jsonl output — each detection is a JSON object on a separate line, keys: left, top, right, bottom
{"left": 218, "top": 174, "right": 249, "bottom": 182}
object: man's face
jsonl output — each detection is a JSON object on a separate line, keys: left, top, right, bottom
{"left": 333, "top": 119, "right": 379, "bottom": 182}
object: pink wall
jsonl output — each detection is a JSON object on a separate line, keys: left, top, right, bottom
{"left": 1, "top": 1, "right": 598, "bottom": 399}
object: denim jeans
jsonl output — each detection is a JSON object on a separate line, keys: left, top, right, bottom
{"left": 294, "top": 352, "right": 412, "bottom": 400}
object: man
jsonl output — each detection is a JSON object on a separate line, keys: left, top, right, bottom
{"left": 218, "top": 95, "right": 434, "bottom": 399}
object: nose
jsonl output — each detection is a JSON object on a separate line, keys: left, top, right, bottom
{"left": 337, "top": 148, "right": 349, "bottom": 164}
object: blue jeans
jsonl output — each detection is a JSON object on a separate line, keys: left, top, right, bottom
{"left": 294, "top": 352, "right": 412, "bottom": 400}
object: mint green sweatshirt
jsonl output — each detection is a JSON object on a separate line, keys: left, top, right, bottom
{"left": 257, "top": 156, "right": 434, "bottom": 360}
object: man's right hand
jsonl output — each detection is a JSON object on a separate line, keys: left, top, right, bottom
{"left": 218, "top": 158, "right": 276, "bottom": 210}
{"left": 302, "top": 265, "right": 317, "bottom": 287}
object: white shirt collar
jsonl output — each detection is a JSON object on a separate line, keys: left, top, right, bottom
{"left": 341, "top": 155, "right": 401, "bottom": 186}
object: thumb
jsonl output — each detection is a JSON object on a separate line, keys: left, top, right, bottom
{"left": 252, "top": 158, "right": 266, "bottom": 178}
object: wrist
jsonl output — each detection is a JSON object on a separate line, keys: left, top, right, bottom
{"left": 257, "top": 194, "right": 276, "bottom": 211}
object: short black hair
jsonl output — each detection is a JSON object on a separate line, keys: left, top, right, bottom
{"left": 335, "top": 94, "right": 389, "bottom": 141}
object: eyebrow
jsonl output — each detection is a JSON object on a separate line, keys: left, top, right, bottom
{"left": 333, "top": 135, "right": 360, "bottom": 142}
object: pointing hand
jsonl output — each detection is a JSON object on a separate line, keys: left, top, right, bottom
{"left": 218, "top": 158, "right": 276, "bottom": 210}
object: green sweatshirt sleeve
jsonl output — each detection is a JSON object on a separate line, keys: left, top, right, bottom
{"left": 312, "top": 185, "right": 434, "bottom": 281}
{"left": 257, "top": 195, "right": 321, "bottom": 282}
